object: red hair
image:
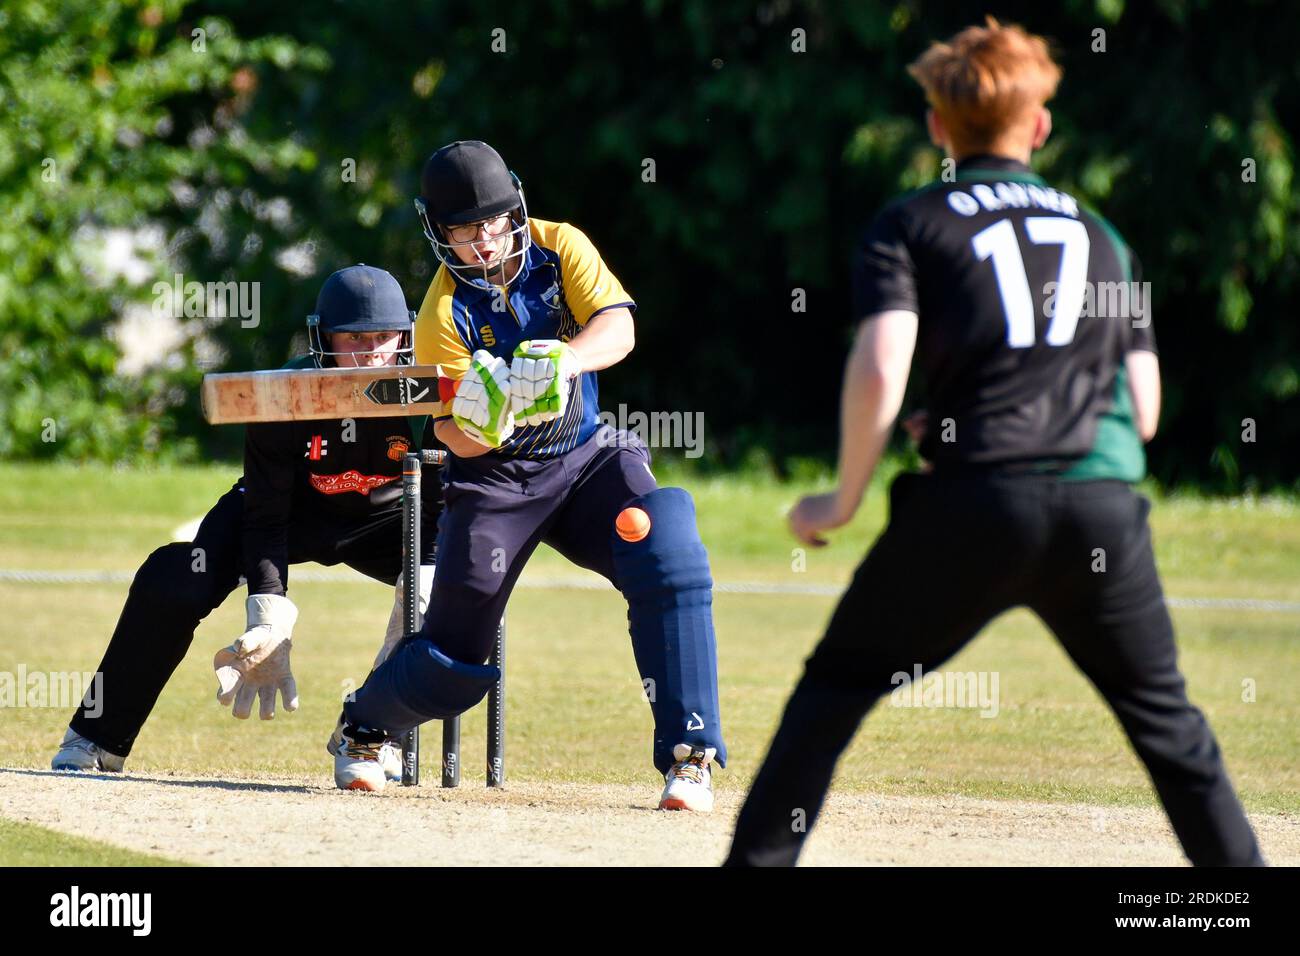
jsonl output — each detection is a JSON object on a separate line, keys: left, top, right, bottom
{"left": 907, "top": 17, "right": 1062, "bottom": 154}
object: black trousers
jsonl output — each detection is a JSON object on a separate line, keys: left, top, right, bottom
{"left": 727, "top": 471, "right": 1263, "bottom": 867}
{"left": 69, "top": 482, "right": 436, "bottom": 757}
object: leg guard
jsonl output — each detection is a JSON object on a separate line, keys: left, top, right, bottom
{"left": 344, "top": 639, "right": 500, "bottom": 736}
{"left": 613, "top": 487, "right": 727, "bottom": 773}
{"left": 373, "top": 565, "right": 436, "bottom": 669}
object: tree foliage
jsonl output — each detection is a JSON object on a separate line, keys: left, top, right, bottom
{"left": 3, "top": 0, "right": 1297, "bottom": 488}
{"left": 0, "top": 0, "right": 324, "bottom": 460}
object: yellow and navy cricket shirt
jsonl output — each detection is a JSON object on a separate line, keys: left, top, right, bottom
{"left": 416, "top": 218, "right": 634, "bottom": 460}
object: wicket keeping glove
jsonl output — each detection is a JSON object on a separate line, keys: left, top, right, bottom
{"left": 452, "top": 350, "right": 516, "bottom": 448}
{"left": 214, "top": 594, "right": 299, "bottom": 720}
{"left": 510, "top": 339, "right": 579, "bottom": 427}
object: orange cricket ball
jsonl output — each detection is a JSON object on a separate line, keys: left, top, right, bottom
{"left": 615, "top": 506, "right": 651, "bottom": 542}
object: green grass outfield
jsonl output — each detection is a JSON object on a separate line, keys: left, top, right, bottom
{"left": 0, "top": 817, "right": 185, "bottom": 866}
{"left": 1, "top": 461, "right": 1297, "bottom": 820}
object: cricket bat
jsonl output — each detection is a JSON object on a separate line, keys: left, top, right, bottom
{"left": 201, "top": 365, "right": 455, "bottom": 424}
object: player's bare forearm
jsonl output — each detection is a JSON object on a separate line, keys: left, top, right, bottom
{"left": 568, "top": 307, "right": 634, "bottom": 372}
{"left": 788, "top": 311, "right": 917, "bottom": 547}
{"left": 835, "top": 311, "right": 919, "bottom": 515}
{"left": 1125, "top": 349, "right": 1161, "bottom": 442}
{"left": 434, "top": 417, "right": 493, "bottom": 458}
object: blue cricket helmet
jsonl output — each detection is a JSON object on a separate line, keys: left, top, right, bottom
{"left": 306, "top": 264, "right": 416, "bottom": 367}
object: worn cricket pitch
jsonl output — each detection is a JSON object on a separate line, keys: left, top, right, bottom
{"left": 2, "top": 768, "right": 1297, "bottom": 867}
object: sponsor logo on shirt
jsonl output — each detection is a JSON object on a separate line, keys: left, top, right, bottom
{"left": 305, "top": 435, "right": 327, "bottom": 460}
{"left": 386, "top": 436, "right": 411, "bottom": 461}
{"left": 308, "top": 471, "right": 397, "bottom": 496}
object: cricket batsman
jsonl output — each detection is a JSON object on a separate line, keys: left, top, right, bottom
{"left": 328, "top": 140, "right": 726, "bottom": 809}
{"left": 727, "top": 19, "right": 1263, "bottom": 865}
{"left": 53, "top": 264, "right": 440, "bottom": 785}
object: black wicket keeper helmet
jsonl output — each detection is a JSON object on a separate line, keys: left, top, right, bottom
{"left": 306, "top": 264, "right": 416, "bottom": 368}
{"left": 414, "top": 140, "right": 531, "bottom": 286}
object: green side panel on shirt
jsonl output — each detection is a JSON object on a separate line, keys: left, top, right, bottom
{"left": 1062, "top": 366, "right": 1146, "bottom": 482}
{"left": 407, "top": 415, "right": 427, "bottom": 449}
{"left": 1061, "top": 210, "right": 1145, "bottom": 482}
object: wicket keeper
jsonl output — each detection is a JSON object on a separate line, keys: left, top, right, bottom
{"left": 54, "top": 265, "right": 440, "bottom": 785}
{"left": 330, "top": 140, "right": 727, "bottom": 810}
{"left": 727, "top": 19, "right": 1263, "bottom": 865}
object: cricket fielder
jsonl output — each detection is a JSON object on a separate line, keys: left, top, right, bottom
{"left": 329, "top": 140, "right": 726, "bottom": 809}
{"left": 54, "top": 265, "right": 440, "bottom": 783}
{"left": 727, "top": 19, "right": 1263, "bottom": 865}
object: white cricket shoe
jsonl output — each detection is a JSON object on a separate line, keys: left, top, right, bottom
{"left": 658, "top": 744, "right": 716, "bottom": 812}
{"left": 51, "top": 728, "right": 125, "bottom": 773}
{"left": 327, "top": 715, "right": 401, "bottom": 784}
{"left": 378, "top": 739, "right": 403, "bottom": 782}
{"left": 327, "top": 720, "right": 388, "bottom": 792}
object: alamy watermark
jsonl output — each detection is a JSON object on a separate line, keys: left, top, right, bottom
{"left": 597, "top": 403, "right": 705, "bottom": 458}
{"left": 0, "top": 666, "right": 103, "bottom": 717}
{"left": 889, "top": 664, "right": 1000, "bottom": 718}
{"left": 1045, "top": 279, "right": 1151, "bottom": 328}
{"left": 152, "top": 272, "right": 260, "bottom": 327}
{"left": 50, "top": 886, "right": 151, "bottom": 936}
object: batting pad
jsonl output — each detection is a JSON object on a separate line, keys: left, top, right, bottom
{"left": 613, "top": 487, "right": 727, "bottom": 773}
{"left": 345, "top": 639, "right": 501, "bottom": 735}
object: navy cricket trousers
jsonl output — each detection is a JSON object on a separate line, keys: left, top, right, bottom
{"left": 422, "top": 425, "right": 657, "bottom": 665}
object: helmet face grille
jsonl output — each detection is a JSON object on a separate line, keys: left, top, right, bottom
{"left": 415, "top": 188, "right": 532, "bottom": 289}
{"left": 307, "top": 315, "right": 416, "bottom": 368}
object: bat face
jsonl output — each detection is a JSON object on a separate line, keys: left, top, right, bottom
{"left": 201, "top": 365, "right": 450, "bottom": 424}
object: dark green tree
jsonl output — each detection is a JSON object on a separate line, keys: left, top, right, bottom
{"left": 0, "top": 0, "right": 324, "bottom": 460}
{"left": 5, "top": 1, "right": 1298, "bottom": 488}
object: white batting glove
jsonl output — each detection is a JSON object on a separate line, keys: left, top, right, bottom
{"left": 452, "top": 350, "right": 515, "bottom": 448}
{"left": 509, "top": 339, "right": 579, "bottom": 426}
{"left": 374, "top": 565, "right": 435, "bottom": 670}
{"left": 214, "top": 594, "right": 299, "bottom": 720}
